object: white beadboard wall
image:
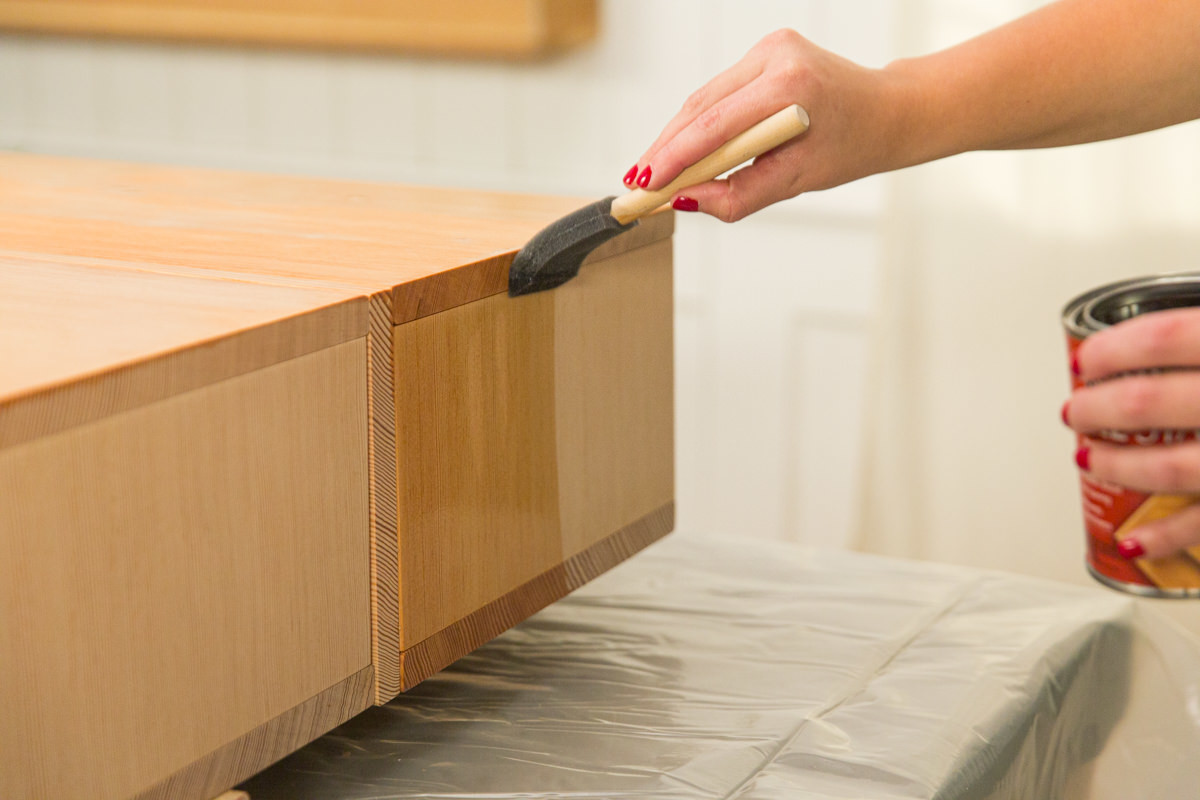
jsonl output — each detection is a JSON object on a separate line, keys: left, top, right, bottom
{"left": 0, "top": 1, "right": 896, "bottom": 546}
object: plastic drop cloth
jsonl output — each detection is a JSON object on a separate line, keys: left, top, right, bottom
{"left": 240, "top": 533, "right": 1200, "bottom": 800}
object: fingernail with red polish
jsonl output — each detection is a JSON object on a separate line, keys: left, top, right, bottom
{"left": 1061, "top": 400, "right": 1070, "bottom": 426}
{"left": 623, "top": 165, "right": 638, "bottom": 186}
{"left": 636, "top": 165, "right": 652, "bottom": 188}
{"left": 1075, "top": 446, "right": 1091, "bottom": 471}
{"left": 1117, "top": 538, "right": 1145, "bottom": 560}
{"left": 672, "top": 196, "right": 699, "bottom": 212}
{"left": 1071, "top": 355, "right": 1081, "bottom": 377}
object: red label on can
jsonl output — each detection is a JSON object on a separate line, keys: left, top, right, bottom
{"left": 1066, "top": 332, "right": 1200, "bottom": 594}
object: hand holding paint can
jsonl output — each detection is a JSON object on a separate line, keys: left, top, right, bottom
{"left": 1063, "top": 274, "right": 1200, "bottom": 596}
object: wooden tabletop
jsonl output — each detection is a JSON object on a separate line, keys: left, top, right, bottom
{"left": 0, "top": 152, "right": 673, "bottom": 436}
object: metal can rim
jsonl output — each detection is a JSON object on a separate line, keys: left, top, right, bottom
{"left": 1087, "top": 563, "right": 1200, "bottom": 598}
{"left": 1063, "top": 271, "right": 1200, "bottom": 339}
{"left": 1062, "top": 275, "right": 1145, "bottom": 340}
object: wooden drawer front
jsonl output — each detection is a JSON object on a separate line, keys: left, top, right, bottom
{"left": 389, "top": 240, "right": 675, "bottom": 690}
{"left": 0, "top": 340, "right": 373, "bottom": 800}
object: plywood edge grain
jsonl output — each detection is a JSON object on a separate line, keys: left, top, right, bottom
{"left": 391, "top": 253, "right": 510, "bottom": 325}
{"left": 390, "top": 209, "right": 676, "bottom": 324}
{"left": 564, "top": 502, "right": 675, "bottom": 591}
{"left": 397, "top": 565, "right": 569, "bottom": 691}
{"left": 366, "top": 292, "right": 402, "bottom": 703}
{"left": 397, "top": 502, "right": 675, "bottom": 691}
{"left": 0, "top": 298, "right": 366, "bottom": 448}
{"left": 131, "top": 665, "right": 374, "bottom": 800}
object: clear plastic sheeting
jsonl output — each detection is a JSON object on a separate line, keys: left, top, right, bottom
{"left": 240, "top": 533, "right": 1200, "bottom": 800}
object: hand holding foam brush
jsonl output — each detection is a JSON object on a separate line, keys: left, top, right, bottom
{"left": 508, "top": 104, "right": 810, "bottom": 297}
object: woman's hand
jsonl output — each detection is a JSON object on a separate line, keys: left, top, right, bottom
{"left": 622, "top": 29, "right": 916, "bottom": 222}
{"left": 1066, "top": 308, "right": 1200, "bottom": 559}
{"left": 624, "top": 1, "right": 1200, "bottom": 224}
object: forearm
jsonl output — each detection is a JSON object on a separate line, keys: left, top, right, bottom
{"left": 886, "top": 0, "right": 1200, "bottom": 167}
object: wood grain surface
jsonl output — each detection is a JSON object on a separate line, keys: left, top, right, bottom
{"left": 134, "top": 667, "right": 373, "bottom": 800}
{"left": 0, "top": 152, "right": 673, "bottom": 324}
{"left": 0, "top": 0, "right": 596, "bottom": 58}
{"left": 554, "top": 240, "right": 675, "bottom": 559}
{"left": 0, "top": 153, "right": 644, "bottom": 298}
{"left": 0, "top": 340, "right": 372, "bottom": 800}
{"left": 399, "top": 503, "right": 675, "bottom": 690}
{"left": 2, "top": 153, "right": 676, "bottom": 794}
{"left": 393, "top": 287, "right": 563, "bottom": 648}
{"left": 0, "top": 250, "right": 364, "bottom": 446}
{"left": 367, "top": 293, "right": 402, "bottom": 702}
{"left": 390, "top": 244, "right": 675, "bottom": 684}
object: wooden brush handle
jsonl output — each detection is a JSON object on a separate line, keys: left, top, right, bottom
{"left": 610, "top": 104, "right": 810, "bottom": 225}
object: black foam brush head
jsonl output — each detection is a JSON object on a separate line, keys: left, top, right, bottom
{"left": 507, "top": 196, "right": 637, "bottom": 297}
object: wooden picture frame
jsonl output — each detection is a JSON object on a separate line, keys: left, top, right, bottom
{"left": 0, "top": 0, "right": 597, "bottom": 58}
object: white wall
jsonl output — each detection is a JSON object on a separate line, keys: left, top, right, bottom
{"left": 0, "top": 1, "right": 897, "bottom": 547}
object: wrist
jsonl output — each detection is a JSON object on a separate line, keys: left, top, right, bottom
{"left": 878, "top": 55, "right": 960, "bottom": 172}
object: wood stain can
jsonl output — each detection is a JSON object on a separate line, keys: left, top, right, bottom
{"left": 1063, "top": 274, "right": 1200, "bottom": 597}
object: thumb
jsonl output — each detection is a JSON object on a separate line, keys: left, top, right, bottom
{"left": 1124, "top": 501, "right": 1200, "bottom": 560}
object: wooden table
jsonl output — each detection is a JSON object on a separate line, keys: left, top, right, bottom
{"left": 0, "top": 154, "right": 675, "bottom": 800}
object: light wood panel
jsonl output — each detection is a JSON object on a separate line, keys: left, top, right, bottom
{"left": 0, "top": 250, "right": 364, "bottom": 446}
{"left": 0, "top": 0, "right": 596, "bottom": 58}
{"left": 0, "top": 339, "right": 372, "bottom": 800}
{"left": 135, "top": 667, "right": 373, "bottom": 800}
{"left": 389, "top": 244, "right": 676, "bottom": 687}
{"left": 554, "top": 240, "right": 675, "bottom": 558}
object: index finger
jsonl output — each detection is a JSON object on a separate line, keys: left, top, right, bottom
{"left": 1077, "top": 308, "right": 1200, "bottom": 382}
{"left": 641, "top": 76, "right": 782, "bottom": 192}
{"left": 633, "top": 51, "right": 767, "bottom": 183}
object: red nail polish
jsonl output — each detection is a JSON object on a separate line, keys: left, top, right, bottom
{"left": 1075, "top": 446, "right": 1091, "bottom": 471}
{"left": 636, "top": 165, "right": 652, "bottom": 188}
{"left": 672, "top": 196, "right": 699, "bottom": 212}
{"left": 1117, "top": 538, "right": 1145, "bottom": 560}
{"left": 1061, "top": 400, "right": 1070, "bottom": 426}
{"left": 1071, "top": 355, "right": 1081, "bottom": 376}
{"left": 623, "top": 165, "right": 638, "bottom": 186}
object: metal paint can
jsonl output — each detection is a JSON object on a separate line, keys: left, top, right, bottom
{"left": 1063, "top": 273, "right": 1200, "bottom": 597}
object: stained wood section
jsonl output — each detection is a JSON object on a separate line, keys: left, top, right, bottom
{"left": 134, "top": 667, "right": 373, "bottom": 800}
{"left": 393, "top": 288, "right": 564, "bottom": 648}
{"left": 390, "top": 243, "right": 675, "bottom": 686}
{"left": 0, "top": 0, "right": 597, "bottom": 58}
{"left": 0, "top": 154, "right": 673, "bottom": 313}
{"left": 398, "top": 503, "right": 675, "bottom": 690}
{"left": 390, "top": 212, "right": 677, "bottom": 325}
{"left": 0, "top": 341, "right": 373, "bottom": 800}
